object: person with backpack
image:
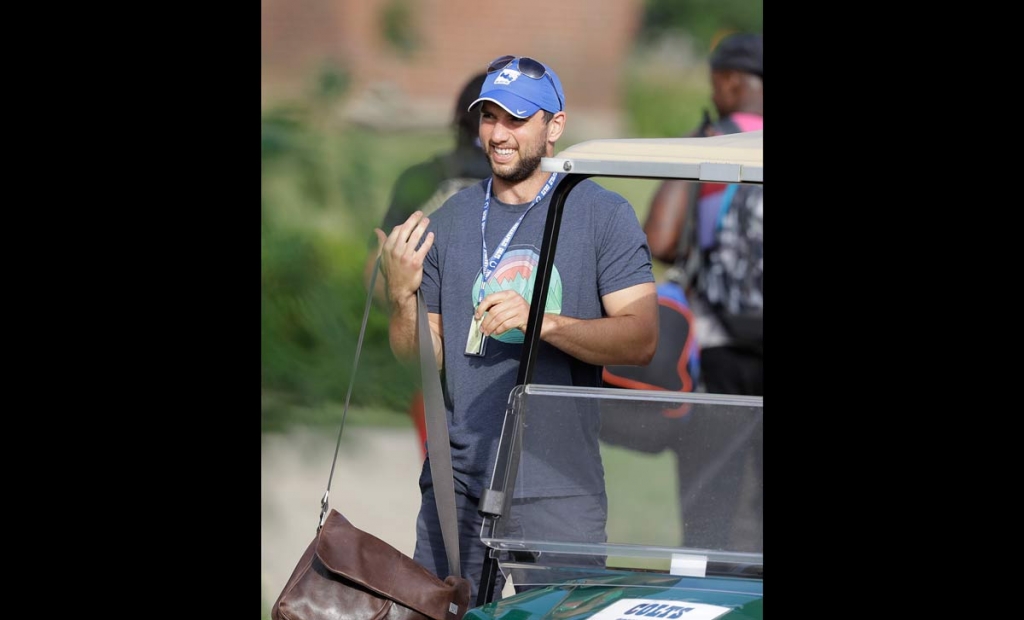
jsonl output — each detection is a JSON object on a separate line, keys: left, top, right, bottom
{"left": 646, "top": 31, "right": 762, "bottom": 397}
{"left": 642, "top": 32, "right": 763, "bottom": 551}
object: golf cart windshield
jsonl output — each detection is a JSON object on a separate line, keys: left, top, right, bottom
{"left": 481, "top": 385, "right": 762, "bottom": 590}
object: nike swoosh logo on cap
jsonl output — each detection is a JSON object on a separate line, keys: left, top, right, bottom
{"left": 517, "top": 109, "right": 527, "bottom": 115}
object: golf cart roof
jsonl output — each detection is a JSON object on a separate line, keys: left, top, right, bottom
{"left": 540, "top": 129, "right": 762, "bottom": 183}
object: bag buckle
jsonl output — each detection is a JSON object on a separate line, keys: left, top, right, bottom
{"left": 317, "top": 490, "right": 330, "bottom": 533}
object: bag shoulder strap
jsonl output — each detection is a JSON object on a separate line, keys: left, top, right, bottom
{"left": 417, "top": 288, "right": 462, "bottom": 578}
{"left": 317, "top": 258, "right": 462, "bottom": 580}
{"left": 319, "top": 257, "right": 381, "bottom": 530}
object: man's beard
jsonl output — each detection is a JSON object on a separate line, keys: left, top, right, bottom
{"left": 489, "top": 143, "right": 544, "bottom": 184}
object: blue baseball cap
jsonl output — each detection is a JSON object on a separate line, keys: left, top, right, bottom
{"left": 469, "top": 57, "right": 565, "bottom": 119}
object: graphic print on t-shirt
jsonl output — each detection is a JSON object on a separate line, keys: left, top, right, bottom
{"left": 471, "top": 246, "right": 563, "bottom": 344}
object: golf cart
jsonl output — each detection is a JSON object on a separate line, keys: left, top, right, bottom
{"left": 466, "top": 130, "right": 764, "bottom": 620}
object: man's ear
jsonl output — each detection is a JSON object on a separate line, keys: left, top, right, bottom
{"left": 547, "top": 111, "right": 566, "bottom": 144}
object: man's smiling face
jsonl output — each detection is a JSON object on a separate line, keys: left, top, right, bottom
{"left": 478, "top": 101, "right": 549, "bottom": 184}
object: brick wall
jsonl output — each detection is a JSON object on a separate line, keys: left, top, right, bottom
{"left": 262, "top": 0, "right": 645, "bottom": 138}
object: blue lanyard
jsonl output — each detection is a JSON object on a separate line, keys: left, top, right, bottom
{"left": 478, "top": 172, "right": 558, "bottom": 302}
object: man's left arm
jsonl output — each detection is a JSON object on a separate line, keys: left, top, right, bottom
{"left": 539, "top": 282, "right": 658, "bottom": 366}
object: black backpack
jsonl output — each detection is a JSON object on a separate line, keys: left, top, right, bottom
{"left": 674, "top": 116, "right": 763, "bottom": 353}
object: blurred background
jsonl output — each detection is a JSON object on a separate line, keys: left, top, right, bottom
{"left": 261, "top": 0, "right": 761, "bottom": 615}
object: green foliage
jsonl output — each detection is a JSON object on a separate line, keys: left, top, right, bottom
{"left": 334, "top": 130, "right": 377, "bottom": 233}
{"left": 641, "top": 0, "right": 763, "bottom": 52}
{"left": 261, "top": 105, "right": 309, "bottom": 162}
{"left": 380, "top": 0, "right": 420, "bottom": 57}
{"left": 261, "top": 220, "right": 421, "bottom": 432}
{"left": 312, "top": 61, "right": 351, "bottom": 104}
{"left": 261, "top": 87, "right": 439, "bottom": 432}
{"left": 624, "top": 68, "right": 710, "bottom": 138}
{"left": 261, "top": 100, "right": 338, "bottom": 215}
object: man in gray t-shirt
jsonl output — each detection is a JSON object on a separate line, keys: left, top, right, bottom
{"left": 374, "top": 55, "right": 658, "bottom": 603}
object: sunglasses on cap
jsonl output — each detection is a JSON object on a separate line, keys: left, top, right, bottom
{"left": 486, "top": 55, "right": 564, "bottom": 112}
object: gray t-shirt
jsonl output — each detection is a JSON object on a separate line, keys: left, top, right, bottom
{"left": 419, "top": 174, "right": 654, "bottom": 499}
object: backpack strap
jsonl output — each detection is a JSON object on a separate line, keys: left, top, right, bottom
{"left": 715, "top": 116, "right": 742, "bottom": 135}
{"left": 671, "top": 204, "right": 701, "bottom": 290}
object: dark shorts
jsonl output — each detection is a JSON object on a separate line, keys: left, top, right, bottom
{"left": 413, "top": 485, "right": 607, "bottom": 602}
